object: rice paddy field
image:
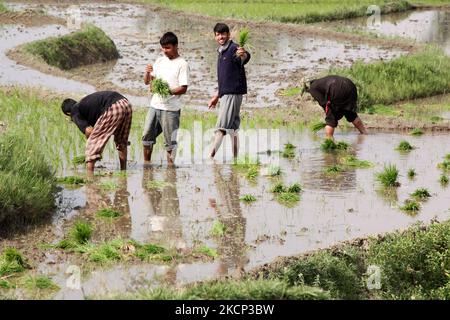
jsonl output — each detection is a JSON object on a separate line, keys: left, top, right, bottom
{"left": 0, "top": 0, "right": 450, "bottom": 302}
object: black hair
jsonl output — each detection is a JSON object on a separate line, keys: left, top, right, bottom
{"left": 61, "top": 98, "right": 77, "bottom": 116}
{"left": 160, "top": 32, "right": 178, "bottom": 46}
{"left": 213, "top": 23, "right": 230, "bottom": 34}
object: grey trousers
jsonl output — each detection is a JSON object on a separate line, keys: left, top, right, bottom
{"left": 215, "top": 94, "right": 243, "bottom": 136}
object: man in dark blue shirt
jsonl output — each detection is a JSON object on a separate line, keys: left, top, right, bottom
{"left": 208, "top": 23, "right": 251, "bottom": 159}
{"left": 61, "top": 91, "right": 132, "bottom": 174}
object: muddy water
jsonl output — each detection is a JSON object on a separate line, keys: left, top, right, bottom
{"left": 326, "top": 10, "right": 450, "bottom": 55}
{"left": 4, "top": 2, "right": 404, "bottom": 108}
{"left": 14, "top": 129, "right": 448, "bottom": 298}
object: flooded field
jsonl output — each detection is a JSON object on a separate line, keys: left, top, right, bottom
{"left": 2, "top": 2, "right": 404, "bottom": 107}
{"left": 1, "top": 1, "right": 450, "bottom": 300}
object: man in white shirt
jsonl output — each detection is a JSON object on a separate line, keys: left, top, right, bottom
{"left": 143, "top": 32, "right": 189, "bottom": 166}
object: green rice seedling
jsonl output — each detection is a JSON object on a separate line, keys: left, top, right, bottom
{"left": 24, "top": 276, "right": 59, "bottom": 290}
{"left": 210, "top": 220, "right": 227, "bottom": 237}
{"left": 267, "top": 165, "right": 282, "bottom": 176}
{"left": 233, "top": 155, "right": 260, "bottom": 169}
{"left": 240, "top": 194, "right": 257, "bottom": 203}
{"left": 410, "top": 188, "right": 431, "bottom": 200}
{"left": 396, "top": 140, "right": 415, "bottom": 152}
{"left": 69, "top": 220, "right": 93, "bottom": 245}
{"left": 72, "top": 155, "right": 85, "bottom": 165}
{"left": 96, "top": 208, "right": 122, "bottom": 219}
{"left": 325, "top": 165, "right": 344, "bottom": 174}
{"left": 277, "top": 192, "right": 300, "bottom": 207}
{"left": 56, "top": 176, "right": 86, "bottom": 185}
{"left": 146, "top": 180, "right": 172, "bottom": 190}
{"left": 409, "top": 128, "right": 423, "bottom": 136}
{"left": 100, "top": 180, "right": 118, "bottom": 191}
{"left": 285, "top": 143, "right": 296, "bottom": 150}
{"left": 310, "top": 121, "right": 327, "bottom": 133}
{"left": 400, "top": 199, "right": 420, "bottom": 213}
{"left": 321, "top": 139, "right": 350, "bottom": 152}
{"left": 287, "top": 183, "right": 302, "bottom": 193}
{"left": 341, "top": 155, "right": 372, "bottom": 168}
{"left": 376, "top": 164, "right": 399, "bottom": 187}
{"left": 271, "top": 182, "right": 287, "bottom": 194}
{"left": 440, "top": 175, "right": 449, "bottom": 186}
{"left": 445, "top": 154, "right": 450, "bottom": 161}
{"left": 438, "top": 160, "right": 450, "bottom": 171}
{"left": 407, "top": 169, "right": 416, "bottom": 179}
{"left": 195, "top": 245, "right": 218, "bottom": 258}
{"left": 246, "top": 166, "right": 259, "bottom": 180}
{"left": 282, "top": 148, "right": 296, "bottom": 158}
{"left": 151, "top": 78, "right": 171, "bottom": 98}
{"left": 238, "top": 27, "right": 250, "bottom": 48}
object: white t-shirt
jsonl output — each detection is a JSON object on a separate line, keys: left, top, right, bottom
{"left": 150, "top": 56, "right": 189, "bottom": 112}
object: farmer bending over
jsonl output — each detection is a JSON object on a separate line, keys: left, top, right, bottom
{"left": 303, "top": 75, "right": 367, "bottom": 139}
{"left": 208, "top": 23, "right": 251, "bottom": 159}
{"left": 61, "top": 91, "right": 132, "bottom": 175}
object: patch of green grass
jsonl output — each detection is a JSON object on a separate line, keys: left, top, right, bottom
{"left": 396, "top": 140, "right": 415, "bottom": 152}
{"left": 282, "top": 148, "right": 296, "bottom": 158}
{"left": 69, "top": 220, "right": 93, "bottom": 245}
{"left": 430, "top": 116, "right": 443, "bottom": 123}
{"left": 400, "top": 199, "right": 421, "bottom": 213}
{"left": 277, "top": 192, "right": 300, "bottom": 207}
{"left": 445, "top": 154, "right": 450, "bottom": 161}
{"left": 438, "top": 160, "right": 450, "bottom": 171}
{"left": 330, "top": 47, "right": 450, "bottom": 111}
{"left": 287, "top": 183, "right": 302, "bottom": 193}
{"left": 240, "top": 194, "right": 257, "bottom": 203}
{"left": 24, "top": 275, "right": 59, "bottom": 290}
{"left": 89, "top": 240, "right": 123, "bottom": 264}
{"left": 320, "top": 139, "right": 350, "bottom": 152}
{"left": 271, "top": 182, "right": 286, "bottom": 194}
{"left": 0, "top": 133, "right": 56, "bottom": 224}
{"left": 72, "top": 155, "right": 85, "bottom": 165}
{"left": 100, "top": 180, "right": 118, "bottom": 191}
{"left": 310, "top": 121, "right": 327, "bottom": 133}
{"left": 146, "top": 180, "right": 172, "bottom": 190}
{"left": 0, "top": 248, "right": 29, "bottom": 277}
{"left": 24, "top": 24, "right": 119, "bottom": 70}
{"left": 96, "top": 208, "right": 122, "bottom": 219}
{"left": 279, "top": 87, "right": 301, "bottom": 97}
{"left": 151, "top": 78, "right": 171, "bottom": 98}
{"left": 407, "top": 168, "right": 416, "bottom": 179}
{"left": 245, "top": 166, "right": 259, "bottom": 180}
{"left": 325, "top": 165, "right": 344, "bottom": 174}
{"left": 0, "top": 279, "right": 13, "bottom": 289}
{"left": 410, "top": 188, "right": 431, "bottom": 200}
{"left": 266, "top": 165, "right": 282, "bottom": 177}
{"left": 210, "top": 220, "right": 227, "bottom": 237}
{"left": 194, "top": 245, "right": 218, "bottom": 259}
{"left": 233, "top": 155, "right": 260, "bottom": 169}
{"left": 341, "top": 155, "right": 372, "bottom": 168}
{"left": 56, "top": 176, "right": 86, "bottom": 185}
{"left": 376, "top": 164, "right": 399, "bottom": 187}
{"left": 410, "top": 128, "right": 423, "bottom": 136}
{"left": 440, "top": 175, "right": 449, "bottom": 186}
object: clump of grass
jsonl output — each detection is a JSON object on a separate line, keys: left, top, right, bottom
{"left": 89, "top": 240, "right": 122, "bottom": 264}
{"left": 151, "top": 78, "right": 171, "bottom": 98}
{"left": 440, "top": 175, "right": 449, "bottom": 186}
{"left": 407, "top": 168, "right": 416, "bottom": 179}
{"left": 376, "top": 164, "right": 399, "bottom": 187}
{"left": 282, "top": 143, "right": 296, "bottom": 158}
{"left": 100, "top": 180, "right": 118, "bottom": 191}
{"left": 430, "top": 116, "right": 443, "bottom": 123}
{"left": 445, "top": 154, "right": 450, "bottom": 161}
{"left": 194, "top": 245, "right": 218, "bottom": 259}
{"left": 69, "top": 220, "right": 93, "bottom": 245}
{"left": 310, "top": 121, "right": 326, "bottom": 133}
{"left": 96, "top": 208, "right": 122, "bottom": 219}
{"left": 24, "top": 276, "right": 59, "bottom": 290}
{"left": 146, "top": 180, "right": 172, "bottom": 190}
{"left": 24, "top": 24, "right": 119, "bottom": 70}
{"left": 410, "top": 128, "right": 423, "bottom": 136}
{"left": 325, "top": 165, "right": 344, "bottom": 174}
{"left": 438, "top": 160, "right": 450, "bottom": 171}
{"left": 321, "top": 139, "right": 350, "bottom": 152}
{"left": 238, "top": 27, "right": 250, "bottom": 48}
{"left": 0, "top": 280, "right": 13, "bottom": 289}
{"left": 72, "top": 155, "right": 85, "bottom": 165}
{"left": 400, "top": 199, "right": 421, "bottom": 213}
{"left": 287, "top": 183, "right": 302, "bottom": 193}
{"left": 410, "top": 188, "right": 431, "bottom": 200}
{"left": 0, "top": 248, "right": 29, "bottom": 277}
{"left": 396, "top": 140, "right": 415, "bottom": 152}
{"left": 246, "top": 166, "right": 259, "bottom": 180}
{"left": 240, "top": 194, "right": 257, "bottom": 203}
{"left": 267, "top": 165, "right": 282, "bottom": 176}
{"left": 210, "top": 220, "right": 227, "bottom": 237}
{"left": 56, "top": 176, "right": 86, "bottom": 185}
{"left": 271, "top": 182, "right": 286, "bottom": 194}
{"left": 277, "top": 192, "right": 300, "bottom": 207}
{"left": 341, "top": 155, "right": 372, "bottom": 168}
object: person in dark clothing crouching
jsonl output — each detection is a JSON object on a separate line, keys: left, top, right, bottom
{"left": 61, "top": 91, "right": 132, "bottom": 175}
{"left": 303, "top": 75, "right": 367, "bottom": 139}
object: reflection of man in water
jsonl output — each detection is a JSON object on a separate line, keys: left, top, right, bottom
{"left": 141, "top": 168, "right": 183, "bottom": 248}
{"left": 210, "top": 165, "right": 248, "bottom": 278}
{"left": 81, "top": 176, "right": 131, "bottom": 239}
{"left": 302, "top": 75, "right": 367, "bottom": 139}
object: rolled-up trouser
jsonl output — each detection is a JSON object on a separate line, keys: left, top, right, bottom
{"left": 142, "top": 107, "right": 180, "bottom": 151}
{"left": 215, "top": 94, "right": 243, "bottom": 136}
{"left": 85, "top": 99, "right": 132, "bottom": 162}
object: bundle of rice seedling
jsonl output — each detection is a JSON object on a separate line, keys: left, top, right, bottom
{"left": 238, "top": 27, "right": 250, "bottom": 48}
{"left": 151, "top": 78, "right": 171, "bottom": 98}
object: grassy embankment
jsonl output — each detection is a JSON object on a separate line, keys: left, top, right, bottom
{"left": 23, "top": 25, "right": 119, "bottom": 70}
{"left": 99, "top": 220, "right": 450, "bottom": 300}
{"left": 138, "top": 0, "right": 413, "bottom": 23}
